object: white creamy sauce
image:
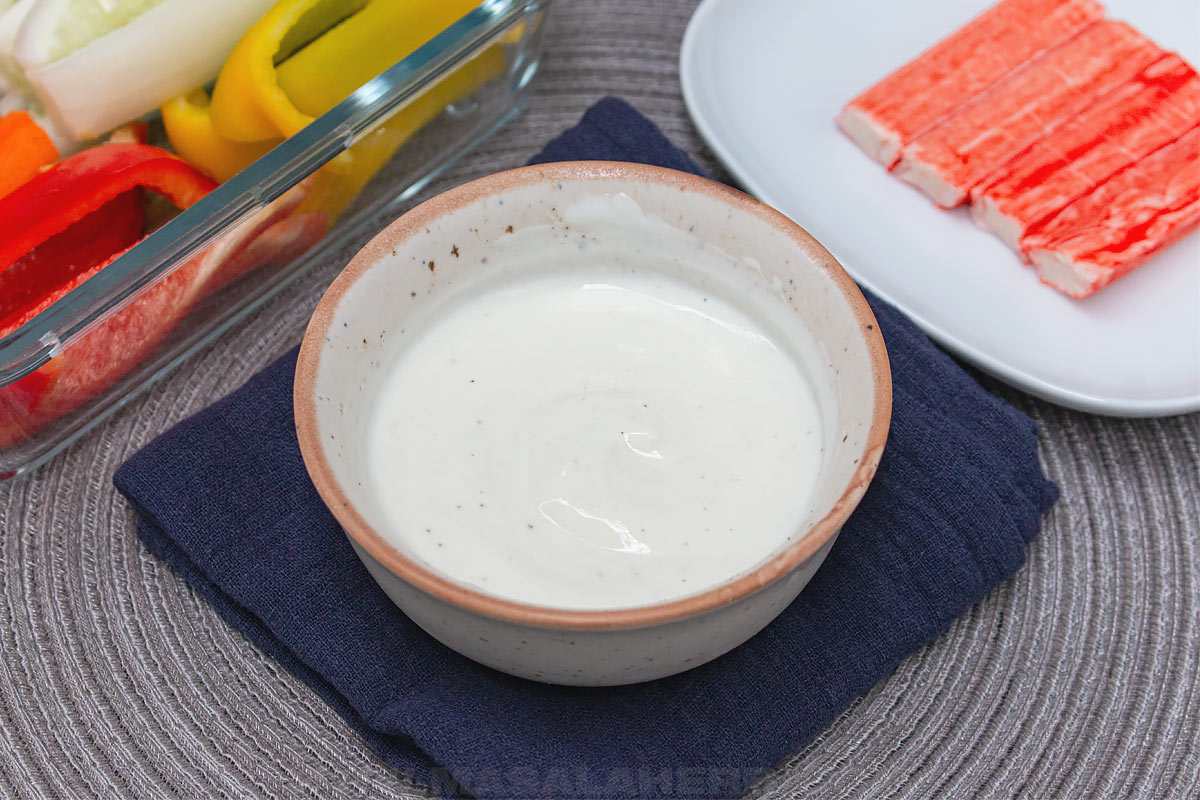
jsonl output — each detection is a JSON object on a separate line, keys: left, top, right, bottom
{"left": 367, "top": 266, "right": 824, "bottom": 610}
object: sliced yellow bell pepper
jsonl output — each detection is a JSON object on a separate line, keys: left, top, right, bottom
{"left": 211, "top": 0, "right": 483, "bottom": 142}
{"left": 166, "top": 0, "right": 509, "bottom": 224}
{"left": 275, "top": 0, "right": 484, "bottom": 118}
{"left": 297, "top": 42, "right": 506, "bottom": 222}
{"left": 208, "top": 0, "right": 364, "bottom": 142}
{"left": 161, "top": 89, "right": 280, "bottom": 182}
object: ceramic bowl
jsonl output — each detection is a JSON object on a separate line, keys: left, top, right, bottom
{"left": 294, "top": 161, "right": 890, "bottom": 685}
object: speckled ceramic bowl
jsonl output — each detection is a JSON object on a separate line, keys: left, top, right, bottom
{"left": 294, "top": 161, "right": 890, "bottom": 685}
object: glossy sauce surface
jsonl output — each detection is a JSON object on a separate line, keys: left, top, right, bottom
{"left": 367, "top": 269, "right": 823, "bottom": 610}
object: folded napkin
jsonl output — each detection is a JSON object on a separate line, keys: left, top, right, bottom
{"left": 115, "top": 98, "right": 1058, "bottom": 800}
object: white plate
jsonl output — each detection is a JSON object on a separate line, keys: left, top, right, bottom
{"left": 681, "top": 0, "right": 1200, "bottom": 416}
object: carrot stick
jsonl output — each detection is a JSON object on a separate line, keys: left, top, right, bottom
{"left": 0, "top": 111, "right": 59, "bottom": 199}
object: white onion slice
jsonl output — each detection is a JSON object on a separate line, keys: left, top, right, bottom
{"left": 0, "top": 0, "right": 35, "bottom": 95}
{"left": 0, "top": 0, "right": 79, "bottom": 152}
{"left": 16, "top": 0, "right": 274, "bottom": 140}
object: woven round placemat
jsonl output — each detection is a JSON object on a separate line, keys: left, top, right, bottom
{"left": 2, "top": 2, "right": 1197, "bottom": 797}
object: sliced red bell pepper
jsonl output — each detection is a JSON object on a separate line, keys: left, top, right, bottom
{"left": 0, "top": 159, "right": 320, "bottom": 451}
{"left": 0, "top": 143, "right": 216, "bottom": 449}
{"left": 0, "top": 190, "right": 145, "bottom": 335}
{"left": 0, "top": 111, "right": 60, "bottom": 200}
{"left": 0, "top": 143, "right": 217, "bottom": 347}
{"left": 0, "top": 143, "right": 216, "bottom": 272}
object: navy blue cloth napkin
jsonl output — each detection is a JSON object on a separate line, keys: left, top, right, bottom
{"left": 115, "top": 98, "right": 1058, "bottom": 800}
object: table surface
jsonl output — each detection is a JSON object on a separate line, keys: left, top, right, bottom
{"left": 2, "top": 1, "right": 1198, "bottom": 797}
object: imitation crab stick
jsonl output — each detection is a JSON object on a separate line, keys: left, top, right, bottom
{"left": 836, "top": 0, "right": 1103, "bottom": 168}
{"left": 971, "top": 54, "right": 1200, "bottom": 251}
{"left": 1023, "top": 127, "right": 1200, "bottom": 297}
{"left": 894, "top": 20, "right": 1162, "bottom": 208}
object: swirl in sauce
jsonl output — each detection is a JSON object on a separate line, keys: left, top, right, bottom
{"left": 367, "top": 271, "right": 822, "bottom": 610}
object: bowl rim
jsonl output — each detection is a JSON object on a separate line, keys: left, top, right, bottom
{"left": 294, "top": 160, "right": 891, "bottom": 630}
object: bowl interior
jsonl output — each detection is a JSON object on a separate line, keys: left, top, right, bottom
{"left": 296, "top": 162, "right": 888, "bottom": 617}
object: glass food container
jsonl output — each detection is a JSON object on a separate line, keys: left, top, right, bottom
{"left": 0, "top": 0, "right": 551, "bottom": 479}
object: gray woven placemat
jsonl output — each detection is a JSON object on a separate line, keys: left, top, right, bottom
{"left": 1, "top": 1, "right": 1198, "bottom": 797}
